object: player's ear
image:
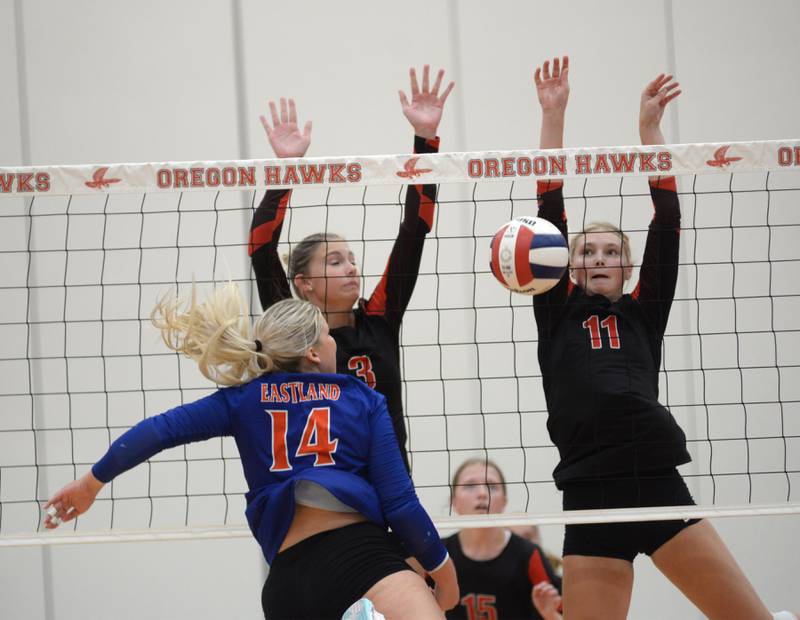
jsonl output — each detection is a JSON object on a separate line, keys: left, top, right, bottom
{"left": 623, "top": 264, "right": 633, "bottom": 282}
{"left": 293, "top": 273, "right": 313, "bottom": 299}
{"left": 300, "top": 345, "right": 321, "bottom": 372}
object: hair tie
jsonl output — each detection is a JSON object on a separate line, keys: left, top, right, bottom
{"left": 254, "top": 339, "right": 263, "bottom": 352}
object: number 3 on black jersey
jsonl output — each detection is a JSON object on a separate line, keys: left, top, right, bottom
{"left": 348, "top": 355, "right": 377, "bottom": 388}
{"left": 582, "top": 314, "right": 621, "bottom": 350}
{"left": 266, "top": 407, "right": 338, "bottom": 471}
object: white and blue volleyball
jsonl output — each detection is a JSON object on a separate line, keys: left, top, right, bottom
{"left": 489, "top": 216, "right": 568, "bottom": 295}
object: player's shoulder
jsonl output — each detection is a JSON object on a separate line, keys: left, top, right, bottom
{"left": 507, "top": 532, "right": 541, "bottom": 557}
{"left": 317, "top": 372, "right": 386, "bottom": 406}
{"left": 442, "top": 532, "right": 462, "bottom": 554}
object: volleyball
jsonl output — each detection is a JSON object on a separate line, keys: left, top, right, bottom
{"left": 489, "top": 216, "right": 569, "bottom": 295}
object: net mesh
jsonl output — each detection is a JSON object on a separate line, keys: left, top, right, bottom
{"left": 1, "top": 141, "right": 799, "bottom": 542}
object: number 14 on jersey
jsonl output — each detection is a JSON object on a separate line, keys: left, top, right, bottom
{"left": 267, "top": 407, "right": 339, "bottom": 471}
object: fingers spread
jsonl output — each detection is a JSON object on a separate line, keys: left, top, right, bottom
{"left": 440, "top": 81, "right": 455, "bottom": 103}
{"left": 259, "top": 115, "right": 273, "bottom": 138}
{"left": 409, "top": 67, "right": 420, "bottom": 97}
{"left": 279, "top": 98, "right": 288, "bottom": 123}
{"left": 662, "top": 89, "right": 682, "bottom": 106}
{"left": 269, "top": 101, "right": 280, "bottom": 127}
{"left": 431, "top": 68, "right": 444, "bottom": 96}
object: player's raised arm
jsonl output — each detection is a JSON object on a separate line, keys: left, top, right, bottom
{"left": 635, "top": 74, "right": 682, "bottom": 334}
{"left": 535, "top": 55, "right": 569, "bottom": 150}
{"left": 366, "top": 65, "right": 455, "bottom": 328}
{"left": 250, "top": 98, "right": 314, "bottom": 310}
{"left": 639, "top": 73, "right": 680, "bottom": 147}
{"left": 533, "top": 56, "right": 571, "bottom": 333}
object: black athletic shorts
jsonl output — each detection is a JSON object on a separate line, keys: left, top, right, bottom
{"left": 262, "top": 521, "right": 412, "bottom": 620}
{"left": 562, "top": 468, "right": 701, "bottom": 563}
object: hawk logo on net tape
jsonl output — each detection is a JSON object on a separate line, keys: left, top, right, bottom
{"left": 85, "top": 167, "right": 122, "bottom": 190}
{"left": 706, "top": 145, "right": 743, "bottom": 168}
{"left": 396, "top": 157, "right": 433, "bottom": 179}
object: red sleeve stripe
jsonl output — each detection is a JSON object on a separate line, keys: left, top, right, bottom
{"left": 248, "top": 192, "right": 290, "bottom": 256}
{"left": 365, "top": 263, "right": 389, "bottom": 316}
{"left": 537, "top": 179, "right": 564, "bottom": 194}
{"left": 417, "top": 189, "right": 435, "bottom": 230}
{"left": 649, "top": 176, "right": 677, "bottom": 192}
{"left": 528, "top": 548, "right": 551, "bottom": 585}
{"left": 424, "top": 137, "right": 440, "bottom": 150}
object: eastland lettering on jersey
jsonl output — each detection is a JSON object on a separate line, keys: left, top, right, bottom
{"left": 260, "top": 382, "right": 341, "bottom": 404}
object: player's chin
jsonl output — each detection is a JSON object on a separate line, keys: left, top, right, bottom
{"left": 337, "top": 287, "right": 360, "bottom": 305}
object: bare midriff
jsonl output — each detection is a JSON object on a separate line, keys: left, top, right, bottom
{"left": 279, "top": 504, "right": 368, "bottom": 552}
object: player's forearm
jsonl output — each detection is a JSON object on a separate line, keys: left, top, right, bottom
{"left": 540, "top": 110, "right": 565, "bottom": 150}
{"left": 640, "top": 123, "right": 665, "bottom": 147}
{"left": 249, "top": 189, "right": 290, "bottom": 256}
{"left": 92, "top": 419, "right": 165, "bottom": 482}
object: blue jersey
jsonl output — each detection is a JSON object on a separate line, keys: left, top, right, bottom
{"left": 92, "top": 372, "right": 446, "bottom": 571}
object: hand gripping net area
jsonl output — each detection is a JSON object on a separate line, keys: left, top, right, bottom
{"left": 1, "top": 140, "right": 799, "bottom": 546}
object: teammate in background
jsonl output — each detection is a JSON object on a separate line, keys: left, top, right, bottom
{"left": 532, "top": 55, "right": 784, "bottom": 619}
{"left": 42, "top": 286, "right": 458, "bottom": 620}
{"left": 250, "top": 66, "right": 454, "bottom": 472}
{"left": 444, "top": 458, "right": 561, "bottom": 620}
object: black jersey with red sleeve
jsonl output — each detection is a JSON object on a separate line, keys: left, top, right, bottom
{"left": 533, "top": 178, "right": 691, "bottom": 488}
{"left": 444, "top": 532, "right": 560, "bottom": 620}
{"left": 248, "top": 136, "right": 440, "bottom": 471}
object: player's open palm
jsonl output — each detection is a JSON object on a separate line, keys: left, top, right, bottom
{"left": 43, "top": 472, "right": 104, "bottom": 529}
{"left": 260, "top": 98, "right": 312, "bottom": 158}
{"left": 399, "top": 65, "right": 454, "bottom": 140}
{"left": 534, "top": 56, "right": 570, "bottom": 113}
{"left": 640, "top": 74, "right": 681, "bottom": 130}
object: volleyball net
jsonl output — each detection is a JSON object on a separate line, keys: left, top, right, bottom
{"left": 1, "top": 139, "right": 799, "bottom": 546}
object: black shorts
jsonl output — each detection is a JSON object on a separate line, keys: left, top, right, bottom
{"left": 562, "top": 468, "right": 701, "bottom": 563}
{"left": 262, "top": 521, "right": 412, "bottom": 620}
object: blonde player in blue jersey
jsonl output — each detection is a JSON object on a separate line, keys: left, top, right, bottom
{"left": 43, "top": 285, "right": 458, "bottom": 619}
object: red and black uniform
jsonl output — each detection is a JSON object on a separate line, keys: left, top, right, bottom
{"left": 534, "top": 178, "right": 697, "bottom": 562}
{"left": 444, "top": 532, "right": 561, "bottom": 620}
{"left": 533, "top": 178, "right": 690, "bottom": 487}
{"left": 249, "top": 136, "right": 440, "bottom": 471}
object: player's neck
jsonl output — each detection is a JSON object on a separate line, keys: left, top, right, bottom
{"left": 324, "top": 307, "right": 356, "bottom": 329}
{"left": 458, "top": 527, "right": 510, "bottom": 561}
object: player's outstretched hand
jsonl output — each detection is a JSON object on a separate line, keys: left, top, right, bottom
{"left": 260, "top": 98, "right": 312, "bottom": 158}
{"left": 640, "top": 74, "right": 681, "bottom": 145}
{"left": 534, "top": 56, "right": 570, "bottom": 114}
{"left": 43, "top": 471, "right": 104, "bottom": 529}
{"left": 399, "top": 65, "right": 454, "bottom": 140}
{"left": 532, "top": 582, "right": 563, "bottom": 620}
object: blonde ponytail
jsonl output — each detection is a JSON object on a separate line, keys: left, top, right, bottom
{"left": 150, "top": 283, "right": 325, "bottom": 386}
{"left": 151, "top": 282, "right": 263, "bottom": 386}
